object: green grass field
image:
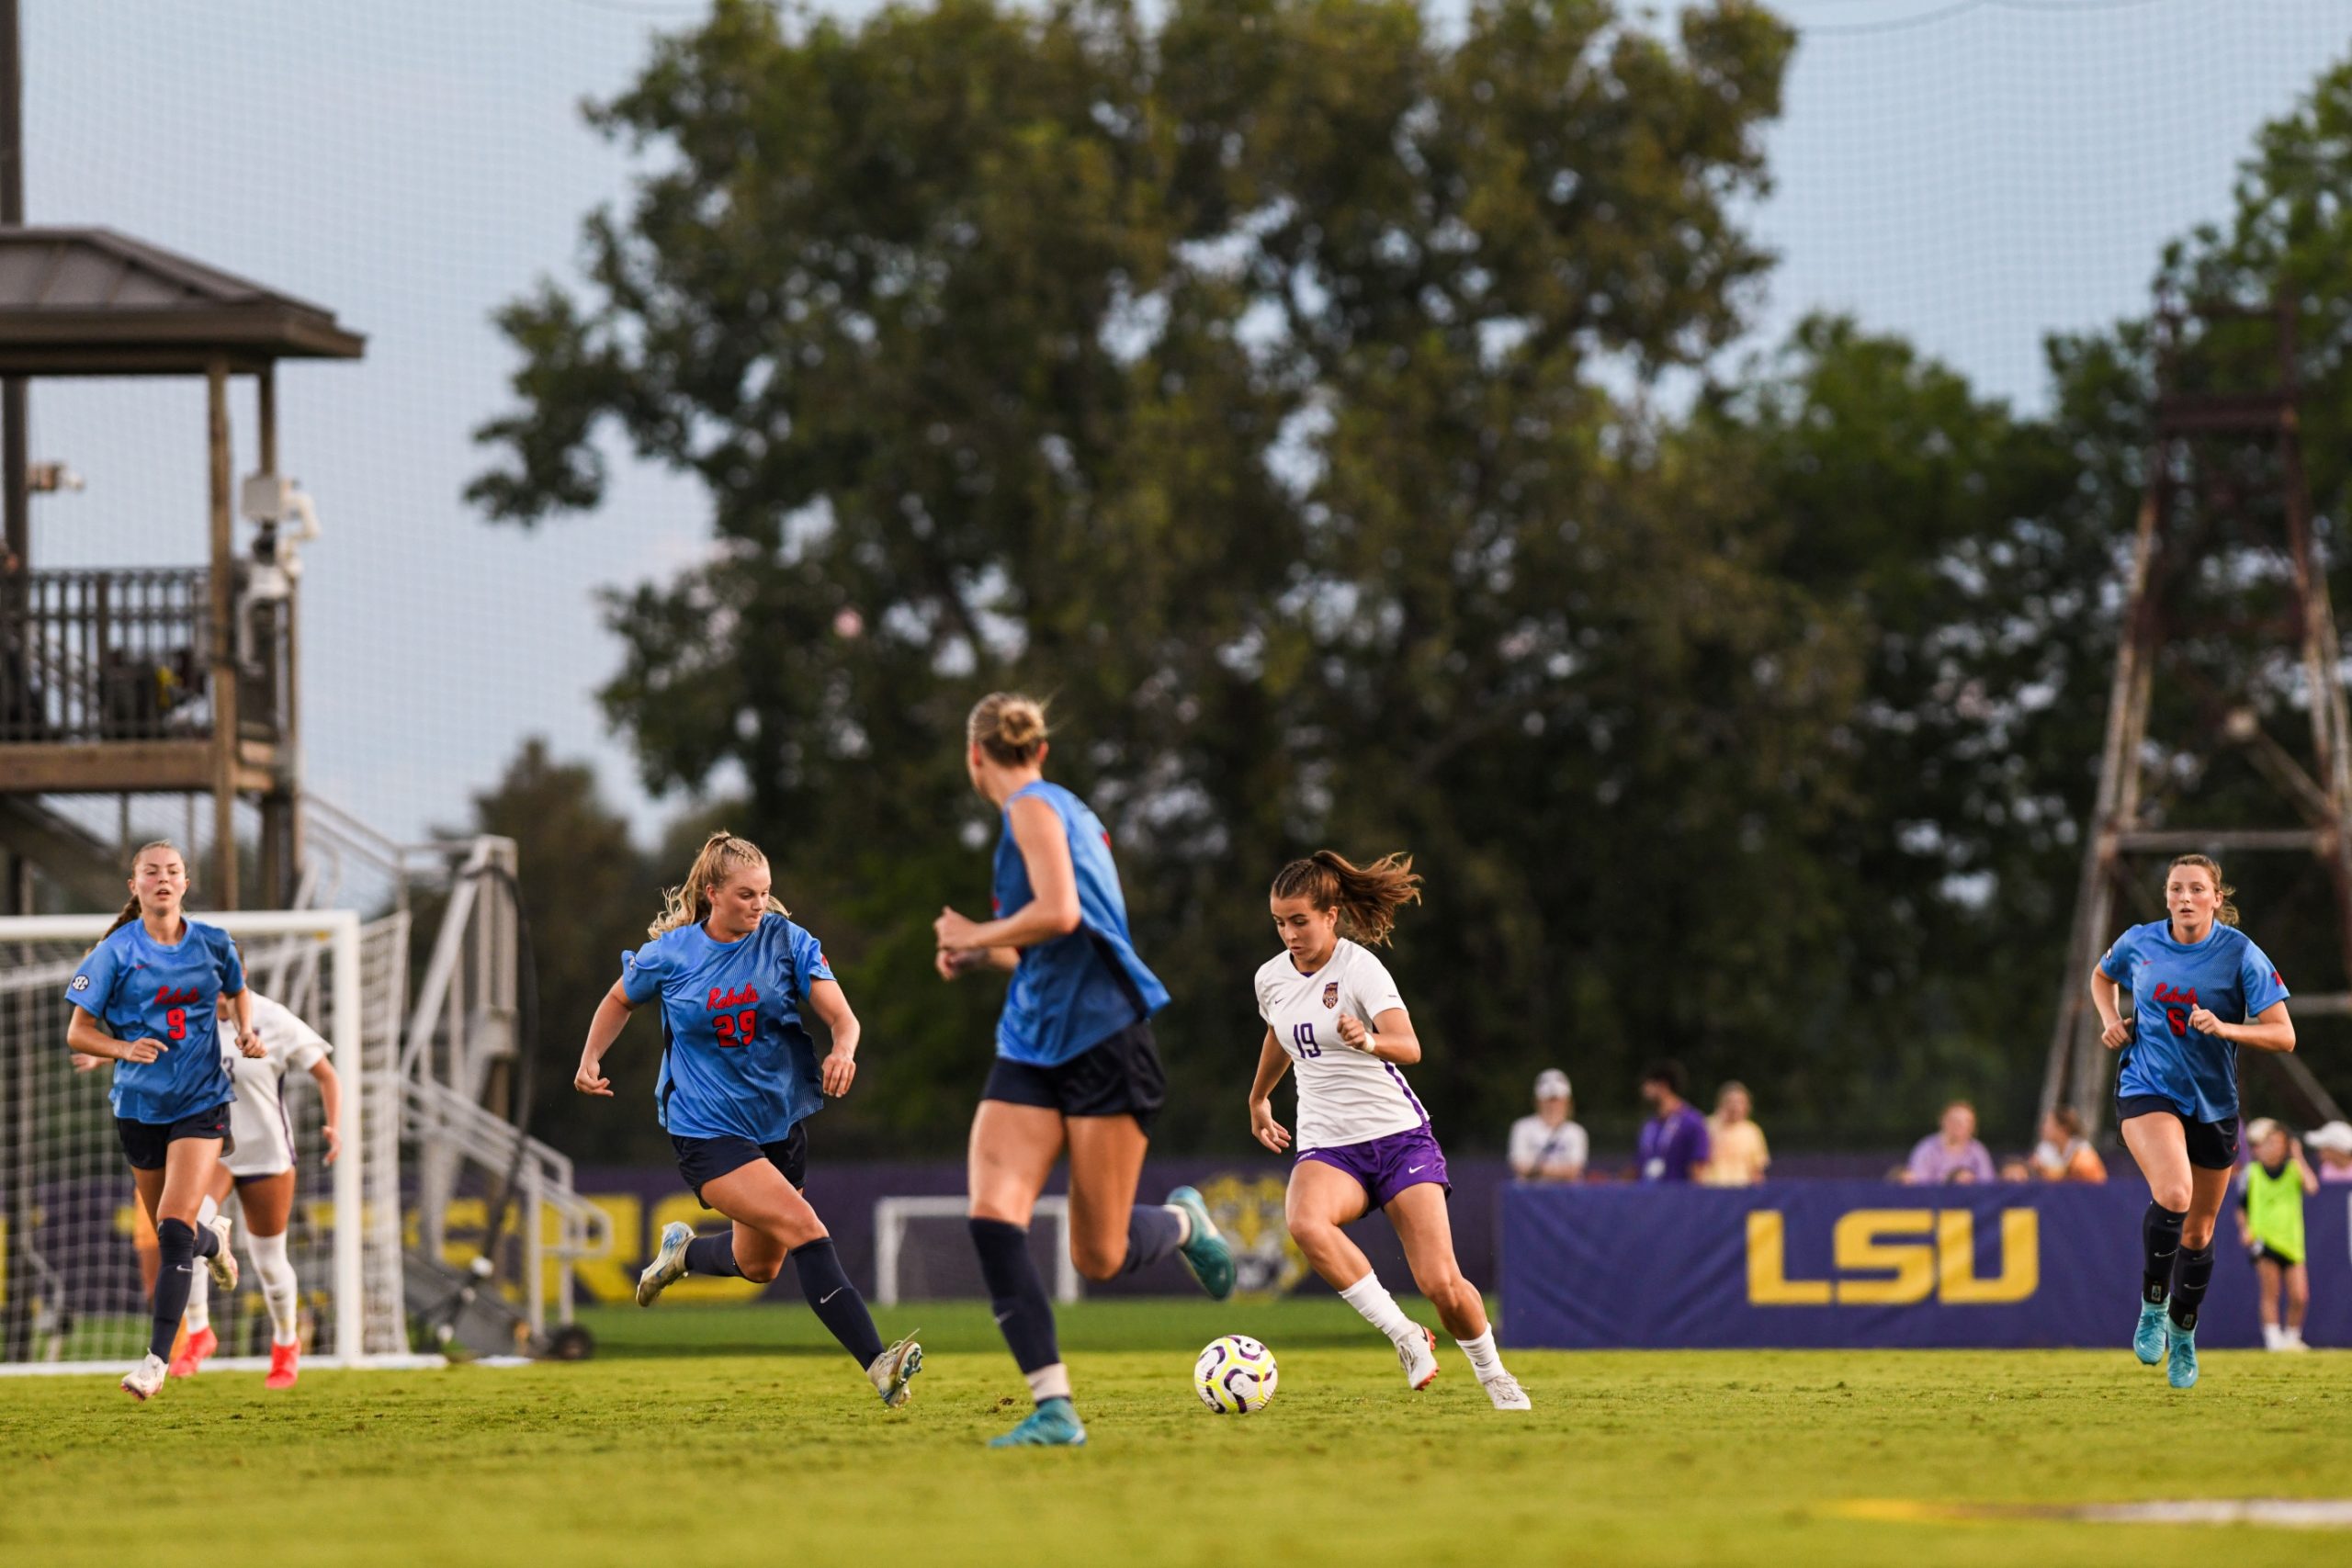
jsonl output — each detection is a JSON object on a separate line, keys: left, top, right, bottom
{"left": 6, "top": 1299, "right": 2349, "bottom": 1567}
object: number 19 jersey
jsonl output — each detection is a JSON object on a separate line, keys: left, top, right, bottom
{"left": 1254, "top": 938, "right": 1427, "bottom": 1153}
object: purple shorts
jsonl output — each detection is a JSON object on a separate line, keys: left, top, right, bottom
{"left": 1296, "top": 1123, "right": 1451, "bottom": 1210}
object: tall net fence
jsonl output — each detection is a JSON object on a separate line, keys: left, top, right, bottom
{"left": 0, "top": 910, "right": 412, "bottom": 1371}
{"left": 15, "top": 1, "right": 2352, "bottom": 852}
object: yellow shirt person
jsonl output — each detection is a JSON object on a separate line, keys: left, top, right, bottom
{"left": 1700, "top": 1082, "right": 1770, "bottom": 1187}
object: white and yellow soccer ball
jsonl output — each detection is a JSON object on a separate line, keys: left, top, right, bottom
{"left": 1193, "top": 1334, "right": 1279, "bottom": 1414}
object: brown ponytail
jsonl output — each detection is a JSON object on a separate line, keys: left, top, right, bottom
{"left": 650, "top": 830, "right": 787, "bottom": 938}
{"left": 2167, "top": 853, "right": 2239, "bottom": 927}
{"left": 1270, "top": 850, "right": 1422, "bottom": 947}
{"left": 105, "top": 840, "right": 187, "bottom": 938}
{"left": 967, "top": 692, "right": 1049, "bottom": 767}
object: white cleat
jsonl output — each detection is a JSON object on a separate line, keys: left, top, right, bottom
{"left": 1481, "top": 1371, "right": 1533, "bottom": 1411}
{"left": 204, "top": 1216, "right": 239, "bottom": 1290}
{"left": 121, "top": 1352, "right": 167, "bottom": 1402}
{"left": 636, "top": 1221, "right": 694, "bottom": 1307}
{"left": 868, "top": 1333, "right": 924, "bottom": 1408}
{"left": 1397, "top": 1325, "right": 1440, "bottom": 1390}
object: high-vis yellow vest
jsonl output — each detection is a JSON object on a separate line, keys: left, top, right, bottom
{"left": 2245, "top": 1160, "right": 2306, "bottom": 1264}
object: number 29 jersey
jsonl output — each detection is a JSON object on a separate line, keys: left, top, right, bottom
{"left": 1254, "top": 938, "right": 1428, "bottom": 1153}
{"left": 620, "top": 913, "right": 836, "bottom": 1144}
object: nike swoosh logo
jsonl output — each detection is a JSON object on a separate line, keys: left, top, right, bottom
{"left": 820, "top": 1287, "right": 844, "bottom": 1304}
{"left": 993, "top": 1309, "right": 1015, "bottom": 1325}
{"left": 1408, "top": 1165, "right": 1427, "bottom": 1174}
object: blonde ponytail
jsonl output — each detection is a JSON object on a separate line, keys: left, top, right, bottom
{"left": 650, "top": 830, "right": 787, "bottom": 938}
{"left": 967, "top": 692, "right": 1050, "bottom": 767}
{"left": 1269, "top": 850, "right": 1423, "bottom": 947}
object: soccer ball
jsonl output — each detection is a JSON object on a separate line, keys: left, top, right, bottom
{"left": 1193, "top": 1334, "right": 1279, "bottom": 1414}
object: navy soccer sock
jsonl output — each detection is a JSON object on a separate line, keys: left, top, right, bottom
{"left": 151, "top": 1218, "right": 199, "bottom": 1361}
{"left": 2169, "top": 1242, "right": 2216, "bottom": 1331}
{"left": 969, "top": 1217, "right": 1062, "bottom": 1378}
{"left": 787, "top": 1237, "right": 886, "bottom": 1369}
{"left": 2141, "top": 1202, "right": 2184, "bottom": 1305}
{"left": 684, "top": 1233, "right": 741, "bottom": 1279}
{"left": 1118, "top": 1204, "right": 1185, "bottom": 1276}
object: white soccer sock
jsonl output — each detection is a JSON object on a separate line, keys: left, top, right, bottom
{"left": 183, "top": 1262, "right": 211, "bottom": 1334}
{"left": 196, "top": 1194, "right": 220, "bottom": 1228}
{"left": 1338, "top": 1271, "right": 1420, "bottom": 1346}
{"left": 1456, "top": 1327, "right": 1505, "bottom": 1379}
{"left": 2284, "top": 1325, "right": 2307, "bottom": 1348}
{"left": 1023, "top": 1362, "right": 1072, "bottom": 1403}
{"left": 248, "top": 1231, "right": 300, "bottom": 1346}
{"left": 2264, "top": 1323, "right": 2284, "bottom": 1350}
{"left": 1168, "top": 1205, "right": 1193, "bottom": 1247}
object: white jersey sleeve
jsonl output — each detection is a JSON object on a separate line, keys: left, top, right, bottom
{"left": 1255, "top": 939, "right": 1428, "bottom": 1153}
{"left": 220, "top": 992, "right": 329, "bottom": 1178}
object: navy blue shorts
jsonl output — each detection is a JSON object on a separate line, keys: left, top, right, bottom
{"left": 672, "top": 1121, "right": 807, "bottom": 1208}
{"left": 116, "top": 1101, "right": 232, "bottom": 1172}
{"left": 2116, "top": 1094, "right": 2239, "bottom": 1171}
{"left": 982, "top": 1021, "right": 1165, "bottom": 1133}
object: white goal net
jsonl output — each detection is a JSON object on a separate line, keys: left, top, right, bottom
{"left": 0, "top": 909, "right": 413, "bottom": 1371}
{"left": 873, "top": 1195, "right": 1079, "bottom": 1307}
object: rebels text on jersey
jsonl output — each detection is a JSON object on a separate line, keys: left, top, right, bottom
{"left": 1255, "top": 938, "right": 1429, "bottom": 1153}
{"left": 621, "top": 912, "right": 835, "bottom": 1144}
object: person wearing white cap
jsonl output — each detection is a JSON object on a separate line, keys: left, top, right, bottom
{"left": 1509, "top": 1070, "right": 1587, "bottom": 1183}
{"left": 2309, "top": 1121, "right": 2352, "bottom": 1184}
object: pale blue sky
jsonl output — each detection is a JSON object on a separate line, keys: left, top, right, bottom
{"left": 18, "top": 0, "right": 2352, "bottom": 847}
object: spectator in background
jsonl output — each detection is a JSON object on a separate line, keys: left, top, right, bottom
{"left": 2237, "top": 1119, "right": 2318, "bottom": 1351}
{"left": 1509, "top": 1069, "right": 1587, "bottom": 1182}
{"left": 1636, "top": 1061, "right": 1709, "bottom": 1182}
{"left": 2309, "top": 1122, "right": 2352, "bottom": 1184}
{"left": 1700, "top": 1081, "right": 1769, "bottom": 1187}
{"left": 2030, "top": 1106, "right": 2109, "bottom": 1183}
{"left": 1903, "top": 1100, "right": 1996, "bottom": 1185}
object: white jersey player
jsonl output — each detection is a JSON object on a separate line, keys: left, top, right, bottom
{"left": 1246, "top": 851, "right": 1529, "bottom": 1410}
{"left": 173, "top": 990, "right": 342, "bottom": 1388}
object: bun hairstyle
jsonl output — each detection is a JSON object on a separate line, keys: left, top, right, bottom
{"left": 2167, "top": 853, "right": 2240, "bottom": 926}
{"left": 104, "top": 840, "right": 187, "bottom": 938}
{"left": 967, "top": 692, "right": 1050, "bottom": 767}
{"left": 650, "top": 830, "right": 787, "bottom": 938}
{"left": 1269, "top": 850, "right": 1421, "bottom": 947}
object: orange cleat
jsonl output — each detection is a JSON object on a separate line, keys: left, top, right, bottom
{"left": 167, "top": 1325, "right": 218, "bottom": 1379}
{"left": 265, "top": 1340, "right": 300, "bottom": 1390}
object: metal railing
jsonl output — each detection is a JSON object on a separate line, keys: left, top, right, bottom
{"left": 0, "top": 564, "right": 293, "bottom": 748}
{"left": 0, "top": 567, "right": 213, "bottom": 744}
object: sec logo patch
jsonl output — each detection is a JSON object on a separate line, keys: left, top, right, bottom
{"left": 71, "top": 975, "right": 90, "bottom": 991}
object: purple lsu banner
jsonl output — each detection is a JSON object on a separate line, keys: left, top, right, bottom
{"left": 1499, "top": 1179, "right": 2352, "bottom": 1349}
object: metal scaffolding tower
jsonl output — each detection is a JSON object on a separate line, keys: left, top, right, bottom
{"left": 2042, "top": 292, "right": 2348, "bottom": 1134}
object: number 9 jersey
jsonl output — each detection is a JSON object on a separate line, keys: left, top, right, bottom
{"left": 65, "top": 918, "right": 244, "bottom": 1123}
{"left": 620, "top": 912, "right": 836, "bottom": 1145}
{"left": 2100, "top": 919, "right": 2290, "bottom": 1124}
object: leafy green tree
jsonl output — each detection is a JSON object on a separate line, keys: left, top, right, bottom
{"left": 473, "top": 0, "right": 1821, "bottom": 1153}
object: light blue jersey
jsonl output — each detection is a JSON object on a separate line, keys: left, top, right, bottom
{"left": 2101, "top": 919, "right": 2289, "bottom": 1123}
{"left": 620, "top": 912, "right": 836, "bottom": 1144}
{"left": 991, "top": 780, "right": 1169, "bottom": 1066}
{"left": 65, "top": 919, "right": 245, "bottom": 1123}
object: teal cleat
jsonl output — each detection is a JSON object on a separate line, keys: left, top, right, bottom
{"left": 1166, "top": 1186, "right": 1236, "bottom": 1302}
{"left": 2133, "top": 1300, "right": 2168, "bottom": 1366}
{"left": 988, "top": 1395, "right": 1088, "bottom": 1448}
{"left": 868, "top": 1334, "right": 924, "bottom": 1409}
{"left": 636, "top": 1221, "right": 694, "bottom": 1307}
{"left": 2166, "top": 1319, "right": 2199, "bottom": 1389}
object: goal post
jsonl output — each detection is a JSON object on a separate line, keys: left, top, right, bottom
{"left": 0, "top": 909, "right": 414, "bottom": 1372}
{"left": 873, "top": 1195, "right": 1079, "bottom": 1306}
